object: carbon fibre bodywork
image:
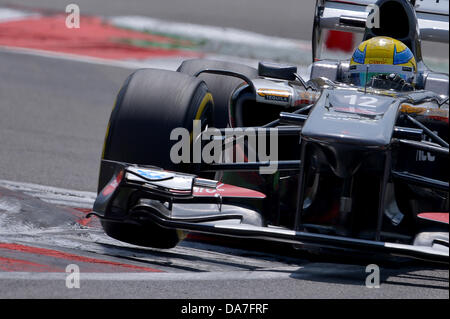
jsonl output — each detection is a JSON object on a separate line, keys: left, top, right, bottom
{"left": 92, "top": 0, "right": 449, "bottom": 263}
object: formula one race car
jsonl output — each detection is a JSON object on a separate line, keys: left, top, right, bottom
{"left": 90, "top": 0, "right": 449, "bottom": 263}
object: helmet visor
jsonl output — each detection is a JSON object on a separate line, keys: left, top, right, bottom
{"left": 347, "top": 64, "right": 415, "bottom": 87}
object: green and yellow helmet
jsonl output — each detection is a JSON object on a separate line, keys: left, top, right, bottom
{"left": 348, "top": 36, "right": 416, "bottom": 87}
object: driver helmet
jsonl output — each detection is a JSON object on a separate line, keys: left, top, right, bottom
{"left": 348, "top": 36, "right": 416, "bottom": 87}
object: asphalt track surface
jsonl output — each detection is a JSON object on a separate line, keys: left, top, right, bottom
{"left": 0, "top": 1, "right": 448, "bottom": 300}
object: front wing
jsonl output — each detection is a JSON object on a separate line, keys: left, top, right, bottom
{"left": 88, "top": 160, "right": 449, "bottom": 263}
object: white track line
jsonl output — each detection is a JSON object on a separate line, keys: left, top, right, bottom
{"left": 110, "top": 15, "right": 312, "bottom": 66}
{"left": 0, "top": 179, "right": 96, "bottom": 209}
{"left": 0, "top": 268, "right": 300, "bottom": 281}
{"left": 110, "top": 15, "right": 311, "bottom": 50}
{"left": 0, "top": 45, "right": 170, "bottom": 70}
{"left": 0, "top": 7, "right": 38, "bottom": 22}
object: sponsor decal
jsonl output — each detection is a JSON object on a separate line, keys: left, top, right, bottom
{"left": 134, "top": 169, "right": 175, "bottom": 181}
{"left": 334, "top": 107, "right": 378, "bottom": 116}
{"left": 365, "top": 59, "right": 389, "bottom": 65}
{"left": 193, "top": 183, "right": 266, "bottom": 199}
{"left": 418, "top": 212, "right": 449, "bottom": 224}
{"left": 257, "top": 88, "right": 291, "bottom": 103}
{"left": 102, "top": 170, "right": 123, "bottom": 196}
{"left": 416, "top": 132, "right": 437, "bottom": 162}
{"left": 293, "top": 91, "right": 319, "bottom": 106}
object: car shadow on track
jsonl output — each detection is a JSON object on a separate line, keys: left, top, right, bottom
{"left": 93, "top": 233, "right": 448, "bottom": 291}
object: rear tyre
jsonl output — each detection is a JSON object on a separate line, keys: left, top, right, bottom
{"left": 99, "top": 68, "right": 214, "bottom": 248}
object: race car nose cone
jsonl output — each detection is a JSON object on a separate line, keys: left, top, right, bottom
{"left": 311, "top": 142, "right": 377, "bottom": 179}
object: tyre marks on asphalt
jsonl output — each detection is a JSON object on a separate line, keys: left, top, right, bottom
{"left": 0, "top": 180, "right": 305, "bottom": 275}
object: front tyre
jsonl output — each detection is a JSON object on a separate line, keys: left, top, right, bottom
{"left": 98, "top": 68, "right": 213, "bottom": 248}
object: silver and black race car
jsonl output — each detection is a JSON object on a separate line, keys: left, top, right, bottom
{"left": 89, "top": 0, "right": 449, "bottom": 263}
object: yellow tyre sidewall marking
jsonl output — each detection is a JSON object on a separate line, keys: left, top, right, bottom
{"left": 190, "top": 92, "right": 213, "bottom": 142}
